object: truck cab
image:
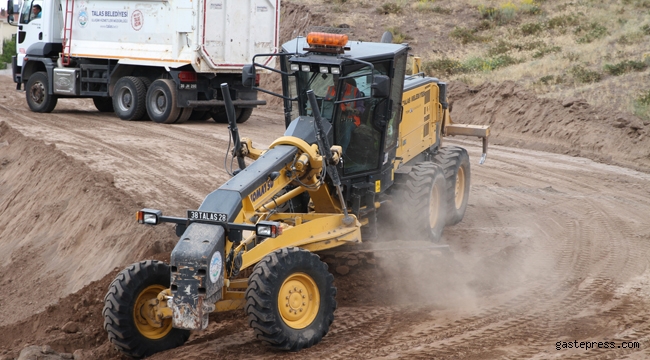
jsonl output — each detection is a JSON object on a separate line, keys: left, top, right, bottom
{"left": 8, "top": 0, "right": 63, "bottom": 87}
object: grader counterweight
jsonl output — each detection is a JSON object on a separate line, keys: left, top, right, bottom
{"left": 103, "top": 32, "right": 490, "bottom": 358}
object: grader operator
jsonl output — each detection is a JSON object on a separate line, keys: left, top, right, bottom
{"left": 103, "top": 32, "right": 490, "bottom": 358}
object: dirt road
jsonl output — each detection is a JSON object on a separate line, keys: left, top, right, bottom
{"left": 1, "top": 73, "right": 650, "bottom": 359}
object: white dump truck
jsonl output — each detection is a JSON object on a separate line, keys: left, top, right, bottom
{"left": 5, "top": 0, "right": 279, "bottom": 123}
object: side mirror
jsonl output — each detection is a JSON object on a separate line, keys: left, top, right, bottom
{"left": 242, "top": 64, "right": 256, "bottom": 88}
{"left": 6, "top": 0, "right": 14, "bottom": 23}
{"left": 371, "top": 75, "right": 390, "bottom": 98}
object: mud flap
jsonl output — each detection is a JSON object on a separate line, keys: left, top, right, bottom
{"left": 170, "top": 222, "right": 225, "bottom": 330}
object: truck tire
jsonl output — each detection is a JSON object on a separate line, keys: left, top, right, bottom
{"left": 146, "top": 79, "right": 181, "bottom": 124}
{"left": 113, "top": 76, "right": 147, "bottom": 121}
{"left": 237, "top": 108, "right": 253, "bottom": 123}
{"left": 211, "top": 107, "right": 253, "bottom": 124}
{"left": 393, "top": 162, "right": 447, "bottom": 242}
{"left": 103, "top": 260, "right": 190, "bottom": 359}
{"left": 245, "top": 247, "right": 336, "bottom": 351}
{"left": 189, "top": 110, "right": 212, "bottom": 121}
{"left": 433, "top": 146, "right": 471, "bottom": 226}
{"left": 175, "top": 107, "right": 192, "bottom": 124}
{"left": 26, "top": 72, "right": 58, "bottom": 113}
{"left": 136, "top": 78, "right": 152, "bottom": 120}
{"left": 93, "top": 97, "right": 114, "bottom": 112}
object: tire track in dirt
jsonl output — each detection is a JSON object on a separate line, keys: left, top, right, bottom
{"left": 333, "top": 142, "right": 650, "bottom": 359}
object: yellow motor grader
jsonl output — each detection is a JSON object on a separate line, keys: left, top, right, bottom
{"left": 102, "top": 32, "right": 490, "bottom": 358}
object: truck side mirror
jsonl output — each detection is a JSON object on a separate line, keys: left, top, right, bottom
{"left": 371, "top": 75, "right": 390, "bottom": 98}
{"left": 6, "top": 0, "right": 14, "bottom": 24}
{"left": 242, "top": 64, "right": 256, "bottom": 88}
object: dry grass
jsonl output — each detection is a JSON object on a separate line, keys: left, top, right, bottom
{"left": 286, "top": 0, "right": 650, "bottom": 116}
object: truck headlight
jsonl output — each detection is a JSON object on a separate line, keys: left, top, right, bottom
{"left": 290, "top": 63, "right": 300, "bottom": 72}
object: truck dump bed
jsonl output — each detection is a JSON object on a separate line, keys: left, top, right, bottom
{"left": 66, "top": 0, "right": 278, "bottom": 72}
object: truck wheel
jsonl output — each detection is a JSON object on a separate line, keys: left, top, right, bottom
{"left": 211, "top": 107, "right": 253, "bottom": 124}
{"left": 433, "top": 146, "right": 471, "bottom": 226}
{"left": 189, "top": 110, "right": 212, "bottom": 121}
{"left": 146, "top": 79, "right": 181, "bottom": 124}
{"left": 92, "top": 97, "right": 114, "bottom": 112}
{"left": 245, "top": 247, "right": 336, "bottom": 351}
{"left": 174, "top": 107, "right": 192, "bottom": 124}
{"left": 237, "top": 108, "right": 253, "bottom": 123}
{"left": 26, "top": 72, "right": 58, "bottom": 113}
{"left": 113, "top": 76, "right": 147, "bottom": 121}
{"left": 393, "top": 162, "right": 447, "bottom": 241}
{"left": 103, "top": 260, "right": 190, "bottom": 359}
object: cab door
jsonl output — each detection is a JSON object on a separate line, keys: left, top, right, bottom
{"left": 16, "top": 0, "right": 44, "bottom": 67}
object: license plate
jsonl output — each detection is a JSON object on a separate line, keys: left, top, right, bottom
{"left": 187, "top": 210, "right": 228, "bottom": 222}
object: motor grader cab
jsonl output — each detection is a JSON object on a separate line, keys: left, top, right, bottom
{"left": 102, "top": 32, "right": 490, "bottom": 358}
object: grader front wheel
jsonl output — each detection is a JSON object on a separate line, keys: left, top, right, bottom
{"left": 103, "top": 260, "right": 190, "bottom": 358}
{"left": 245, "top": 247, "right": 336, "bottom": 351}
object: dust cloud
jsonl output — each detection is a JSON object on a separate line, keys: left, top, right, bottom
{"left": 370, "top": 208, "right": 556, "bottom": 314}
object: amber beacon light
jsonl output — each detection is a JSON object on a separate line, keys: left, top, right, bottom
{"left": 307, "top": 32, "right": 349, "bottom": 48}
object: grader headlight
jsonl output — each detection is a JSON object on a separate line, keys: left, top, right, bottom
{"left": 256, "top": 221, "right": 283, "bottom": 238}
{"left": 136, "top": 209, "right": 162, "bottom": 225}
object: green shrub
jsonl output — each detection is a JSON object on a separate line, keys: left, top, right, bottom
{"left": 464, "top": 54, "right": 520, "bottom": 72}
{"left": 423, "top": 58, "right": 468, "bottom": 76}
{"left": 521, "top": 22, "right": 544, "bottom": 36}
{"left": 618, "top": 32, "right": 645, "bottom": 45}
{"left": 387, "top": 27, "right": 413, "bottom": 44}
{"left": 478, "top": 2, "right": 517, "bottom": 25}
{"left": 642, "top": 24, "right": 650, "bottom": 35}
{"left": 377, "top": 2, "right": 402, "bottom": 14}
{"left": 520, "top": 0, "right": 542, "bottom": 15}
{"left": 603, "top": 60, "right": 648, "bottom": 76}
{"left": 575, "top": 22, "right": 608, "bottom": 43}
{"left": 414, "top": 3, "right": 452, "bottom": 14}
{"left": 450, "top": 27, "right": 489, "bottom": 44}
{"left": 475, "top": 20, "right": 495, "bottom": 31}
{"left": 533, "top": 45, "right": 561, "bottom": 58}
{"left": 569, "top": 65, "right": 602, "bottom": 83}
{"left": 539, "top": 75, "right": 563, "bottom": 85}
{"left": 487, "top": 40, "right": 513, "bottom": 56}
{"left": 633, "top": 89, "right": 650, "bottom": 122}
{"left": 547, "top": 14, "right": 580, "bottom": 29}
{"left": 1, "top": 36, "right": 17, "bottom": 70}
{"left": 514, "top": 40, "right": 545, "bottom": 51}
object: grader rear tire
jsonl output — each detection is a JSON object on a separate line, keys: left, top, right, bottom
{"left": 103, "top": 260, "right": 190, "bottom": 358}
{"left": 245, "top": 247, "right": 336, "bottom": 351}
{"left": 433, "top": 146, "right": 471, "bottom": 226}
{"left": 393, "top": 162, "right": 447, "bottom": 242}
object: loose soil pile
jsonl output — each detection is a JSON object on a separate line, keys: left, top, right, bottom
{"left": 449, "top": 81, "right": 650, "bottom": 172}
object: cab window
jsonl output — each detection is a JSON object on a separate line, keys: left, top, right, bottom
{"left": 20, "top": 0, "right": 43, "bottom": 24}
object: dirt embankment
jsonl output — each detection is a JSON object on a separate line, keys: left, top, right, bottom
{"left": 450, "top": 81, "right": 650, "bottom": 172}
{"left": 0, "top": 121, "right": 177, "bottom": 360}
